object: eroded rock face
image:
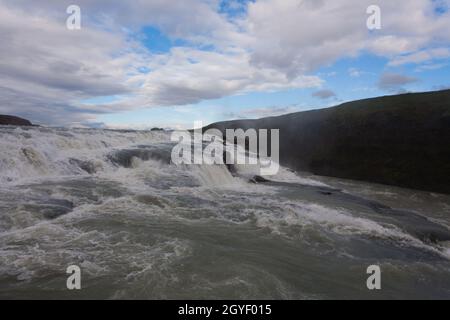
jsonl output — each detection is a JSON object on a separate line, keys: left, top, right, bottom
{"left": 0, "top": 115, "right": 33, "bottom": 126}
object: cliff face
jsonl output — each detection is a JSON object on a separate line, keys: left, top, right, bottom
{"left": 204, "top": 90, "right": 450, "bottom": 194}
{"left": 0, "top": 115, "right": 33, "bottom": 126}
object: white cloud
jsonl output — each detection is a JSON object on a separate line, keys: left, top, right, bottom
{"left": 241, "top": 105, "right": 303, "bottom": 118}
{"left": 0, "top": 3, "right": 143, "bottom": 124}
{"left": 415, "top": 63, "right": 448, "bottom": 72}
{"left": 222, "top": 105, "right": 305, "bottom": 120}
{"left": 1, "top": 0, "right": 450, "bottom": 126}
{"left": 388, "top": 48, "right": 450, "bottom": 66}
{"left": 312, "top": 89, "right": 337, "bottom": 99}
{"left": 243, "top": 1, "right": 450, "bottom": 72}
{"left": 136, "top": 48, "right": 322, "bottom": 106}
{"left": 378, "top": 73, "right": 418, "bottom": 91}
{"left": 348, "top": 68, "right": 362, "bottom": 77}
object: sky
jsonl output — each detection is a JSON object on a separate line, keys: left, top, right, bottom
{"left": 0, "top": 0, "right": 449, "bottom": 129}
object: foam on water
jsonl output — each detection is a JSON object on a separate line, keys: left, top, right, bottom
{"left": 1, "top": 126, "right": 450, "bottom": 298}
{"left": 252, "top": 200, "right": 449, "bottom": 256}
{"left": 0, "top": 126, "right": 168, "bottom": 185}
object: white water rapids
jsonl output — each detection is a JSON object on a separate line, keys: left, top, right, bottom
{"left": 1, "top": 125, "right": 450, "bottom": 299}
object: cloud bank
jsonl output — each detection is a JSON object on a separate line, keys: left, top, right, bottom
{"left": 0, "top": 0, "right": 449, "bottom": 125}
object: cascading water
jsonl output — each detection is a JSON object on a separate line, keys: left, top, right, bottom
{"left": 1, "top": 125, "right": 450, "bottom": 299}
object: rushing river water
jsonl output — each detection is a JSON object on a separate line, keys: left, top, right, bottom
{"left": 0, "top": 125, "right": 449, "bottom": 299}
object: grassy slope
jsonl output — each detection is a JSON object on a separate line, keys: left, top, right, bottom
{"left": 0, "top": 115, "right": 33, "bottom": 126}
{"left": 204, "top": 90, "right": 450, "bottom": 194}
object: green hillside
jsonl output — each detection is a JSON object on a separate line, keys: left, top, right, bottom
{"left": 204, "top": 90, "right": 450, "bottom": 194}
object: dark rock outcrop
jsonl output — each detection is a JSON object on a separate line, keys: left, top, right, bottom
{"left": 249, "top": 175, "right": 270, "bottom": 184}
{"left": 22, "top": 199, "right": 74, "bottom": 219}
{"left": 204, "top": 89, "right": 450, "bottom": 194}
{"left": 108, "top": 146, "right": 173, "bottom": 168}
{"left": 0, "top": 115, "right": 33, "bottom": 126}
